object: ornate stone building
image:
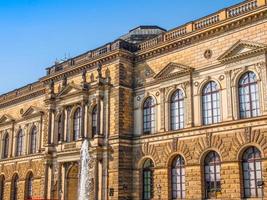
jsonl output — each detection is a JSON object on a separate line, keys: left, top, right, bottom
{"left": 1, "top": 0, "right": 267, "bottom": 199}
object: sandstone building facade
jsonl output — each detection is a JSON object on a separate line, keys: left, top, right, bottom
{"left": 1, "top": 0, "right": 267, "bottom": 199}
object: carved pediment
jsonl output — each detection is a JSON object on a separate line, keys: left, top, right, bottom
{"left": 57, "top": 83, "right": 83, "bottom": 97}
{"left": 22, "top": 106, "right": 44, "bottom": 118}
{"left": 154, "top": 62, "right": 194, "bottom": 80}
{"left": 218, "top": 40, "right": 267, "bottom": 62}
{"left": 0, "top": 114, "right": 15, "bottom": 124}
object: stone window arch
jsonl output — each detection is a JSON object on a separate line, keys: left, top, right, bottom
{"left": 204, "top": 151, "right": 221, "bottom": 198}
{"left": 11, "top": 174, "right": 19, "bottom": 200}
{"left": 25, "top": 172, "right": 33, "bottom": 200}
{"left": 73, "top": 107, "right": 81, "bottom": 141}
{"left": 202, "top": 81, "right": 221, "bottom": 125}
{"left": 143, "top": 97, "right": 156, "bottom": 134}
{"left": 242, "top": 146, "right": 263, "bottom": 198}
{"left": 29, "top": 126, "right": 37, "bottom": 154}
{"left": 2, "top": 132, "right": 9, "bottom": 159}
{"left": 238, "top": 71, "right": 260, "bottom": 119}
{"left": 170, "top": 89, "right": 184, "bottom": 130}
{"left": 142, "top": 159, "right": 154, "bottom": 200}
{"left": 16, "top": 129, "right": 23, "bottom": 156}
{"left": 92, "top": 105, "right": 98, "bottom": 137}
{"left": 171, "top": 155, "right": 186, "bottom": 199}
{"left": 57, "top": 114, "right": 64, "bottom": 143}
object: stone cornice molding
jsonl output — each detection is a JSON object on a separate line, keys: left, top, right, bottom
{"left": 41, "top": 49, "right": 133, "bottom": 84}
{"left": 218, "top": 40, "right": 267, "bottom": 63}
{"left": 21, "top": 106, "right": 44, "bottom": 120}
{"left": 0, "top": 114, "right": 15, "bottom": 126}
{"left": 0, "top": 89, "right": 46, "bottom": 109}
{"left": 154, "top": 62, "right": 194, "bottom": 80}
{"left": 135, "top": 7, "right": 267, "bottom": 62}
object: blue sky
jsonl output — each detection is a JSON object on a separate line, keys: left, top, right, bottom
{"left": 0, "top": 0, "right": 243, "bottom": 94}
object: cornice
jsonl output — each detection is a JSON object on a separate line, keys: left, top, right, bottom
{"left": 218, "top": 47, "right": 267, "bottom": 63}
{"left": 134, "top": 7, "right": 267, "bottom": 62}
{"left": 0, "top": 89, "right": 46, "bottom": 109}
{"left": 132, "top": 115, "right": 267, "bottom": 144}
{"left": 41, "top": 49, "right": 133, "bottom": 84}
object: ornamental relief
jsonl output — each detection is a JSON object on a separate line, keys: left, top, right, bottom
{"left": 228, "top": 62, "right": 266, "bottom": 87}
{"left": 230, "top": 128, "right": 267, "bottom": 160}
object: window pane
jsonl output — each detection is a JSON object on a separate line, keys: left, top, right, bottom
{"left": 202, "top": 82, "right": 220, "bottom": 125}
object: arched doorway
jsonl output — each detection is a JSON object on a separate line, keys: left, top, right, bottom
{"left": 66, "top": 164, "right": 79, "bottom": 200}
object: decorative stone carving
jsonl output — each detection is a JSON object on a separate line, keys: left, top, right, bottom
{"left": 204, "top": 49, "right": 213, "bottom": 59}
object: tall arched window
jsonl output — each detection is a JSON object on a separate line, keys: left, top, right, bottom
{"left": 25, "top": 173, "right": 33, "bottom": 200}
{"left": 202, "top": 81, "right": 220, "bottom": 125}
{"left": 29, "top": 126, "right": 37, "bottom": 154}
{"left": 11, "top": 174, "right": 19, "bottom": 200}
{"left": 73, "top": 108, "right": 81, "bottom": 141}
{"left": 171, "top": 155, "right": 185, "bottom": 199}
{"left": 204, "top": 151, "right": 221, "bottom": 198}
{"left": 143, "top": 159, "right": 154, "bottom": 200}
{"left": 143, "top": 97, "right": 155, "bottom": 134}
{"left": 16, "top": 129, "right": 23, "bottom": 156}
{"left": 58, "top": 114, "right": 64, "bottom": 143}
{"left": 0, "top": 175, "right": 5, "bottom": 200}
{"left": 92, "top": 105, "right": 97, "bottom": 137}
{"left": 2, "top": 133, "right": 9, "bottom": 159}
{"left": 170, "top": 90, "right": 184, "bottom": 130}
{"left": 242, "top": 147, "right": 263, "bottom": 198}
{"left": 239, "top": 71, "right": 260, "bottom": 119}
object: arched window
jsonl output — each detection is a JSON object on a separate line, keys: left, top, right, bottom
{"left": 239, "top": 72, "right": 260, "bottom": 119}
{"left": 171, "top": 155, "right": 185, "bottom": 199}
{"left": 73, "top": 108, "right": 81, "bottom": 141}
{"left": 204, "top": 151, "right": 221, "bottom": 198}
{"left": 58, "top": 114, "right": 64, "bottom": 143}
{"left": 2, "top": 133, "right": 9, "bottom": 159}
{"left": 170, "top": 90, "right": 184, "bottom": 130}
{"left": 92, "top": 105, "right": 97, "bottom": 137}
{"left": 29, "top": 126, "right": 37, "bottom": 154}
{"left": 143, "top": 97, "right": 155, "bottom": 134}
{"left": 242, "top": 147, "right": 263, "bottom": 198}
{"left": 143, "top": 159, "right": 154, "bottom": 200}
{"left": 16, "top": 129, "right": 23, "bottom": 156}
{"left": 25, "top": 173, "right": 33, "bottom": 200}
{"left": 202, "top": 81, "right": 220, "bottom": 125}
{"left": 0, "top": 175, "right": 5, "bottom": 200}
{"left": 11, "top": 174, "right": 19, "bottom": 200}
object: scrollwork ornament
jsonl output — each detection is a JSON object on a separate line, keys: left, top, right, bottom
{"left": 230, "top": 67, "right": 243, "bottom": 85}
{"left": 206, "top": 132, "right": 212, "bottom": 148}
{"left": 89, "top": 178, "right": 95, "bottom": 192}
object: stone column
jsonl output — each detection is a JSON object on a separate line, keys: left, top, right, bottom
{"left": 80, "top": 101, "right": 86, "bottom": 139}
{"left": 186, "top": 79, "right": 194, "bottom": 127}
{"left": 96, "top": 95, "right": 102, "bottom": 136}
{"left": 10, "top": 123, "right": 15, "bottom": 157}
{"left": 57, "top": 163, "right": 63, "bottom": 200}
{"left": 24, "top": 124, "right": 29, "bottom": 155}
{"left": 47, "top": 109, "right": 55, "bottom": 145}
{"left": 225, "top": 70, "right": 233, "bottom": 120}
{"left": 43, "top": 161, "right": 50, "bottom": 199}
{"left": 160, "top": 88, "right": 166, "bottom": 132}
{"left": 62, "top": 163, "right": 68, "bottom": 200}
{"left": 84, "top": 104, "right": 88, "bottom": 138}
{"left": 39, "top": 115, "right": 43, "bottom": 152}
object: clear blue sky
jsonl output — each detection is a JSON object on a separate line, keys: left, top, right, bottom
{"left": 0, "top": 0, "right": 243, "bottom": 94}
